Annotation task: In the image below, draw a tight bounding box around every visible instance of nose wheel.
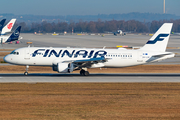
[24,65,29,76]
[24,72,28,76]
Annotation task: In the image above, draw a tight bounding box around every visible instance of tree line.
[16,19,180,33]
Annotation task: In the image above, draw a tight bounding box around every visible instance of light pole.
[163,0,165,14]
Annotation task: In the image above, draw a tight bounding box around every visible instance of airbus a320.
[4,23,174,76]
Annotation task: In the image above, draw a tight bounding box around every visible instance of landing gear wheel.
[80,69,89,76]
[24,65,29,76]
[84,71,89,76]
[24,72,28,76]
[80,69,85,76]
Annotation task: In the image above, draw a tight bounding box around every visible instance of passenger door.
[24,48,30,60]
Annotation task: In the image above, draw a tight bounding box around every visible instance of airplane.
[0,19,6,32]
[0,26,21,44]
[3,23,174,76]
[114,30,126,36]
[0,19,16,35]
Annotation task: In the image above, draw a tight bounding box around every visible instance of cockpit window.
[10,50,19,55]
[10,50,15,54]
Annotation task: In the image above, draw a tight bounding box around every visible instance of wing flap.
[63,57,109,69]
[63,57,107,63]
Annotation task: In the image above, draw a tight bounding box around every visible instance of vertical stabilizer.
[140,23,173,52]
[0,19,6,32]
[6,26,21,43]
[1,19,16,35]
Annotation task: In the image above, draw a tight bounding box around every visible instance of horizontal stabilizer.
[146,53,175,62]
[152,53,174,58]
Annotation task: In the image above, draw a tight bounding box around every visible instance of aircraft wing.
[63,57,109,69]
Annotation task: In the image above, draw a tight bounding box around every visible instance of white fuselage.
[0,35,9,43]
[4,47,175,68]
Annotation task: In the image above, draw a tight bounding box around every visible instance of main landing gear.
[23,65,89,76]
[80,69,89,76]
[24,65,29,76]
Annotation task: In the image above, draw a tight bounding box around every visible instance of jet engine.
[52,63,74,73]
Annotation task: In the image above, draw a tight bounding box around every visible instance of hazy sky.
[0,0,179,16]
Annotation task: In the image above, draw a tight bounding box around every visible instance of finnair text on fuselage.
[32,49,107,58]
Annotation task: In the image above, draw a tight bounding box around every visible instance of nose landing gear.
[24,65,29,76]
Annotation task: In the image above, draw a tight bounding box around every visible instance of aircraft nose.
[3,55,11,63]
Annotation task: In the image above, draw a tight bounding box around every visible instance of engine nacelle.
[52,63,74,73]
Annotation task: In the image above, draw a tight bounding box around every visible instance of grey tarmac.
[0,73,180,83]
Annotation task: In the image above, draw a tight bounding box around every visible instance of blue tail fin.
[0,19,6,32]
[6,26,21,42]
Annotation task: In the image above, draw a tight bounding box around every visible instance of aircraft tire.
[84,71,89,76]
[80,69,85,76]
[80,70,89,76]
[24,72,28,76]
